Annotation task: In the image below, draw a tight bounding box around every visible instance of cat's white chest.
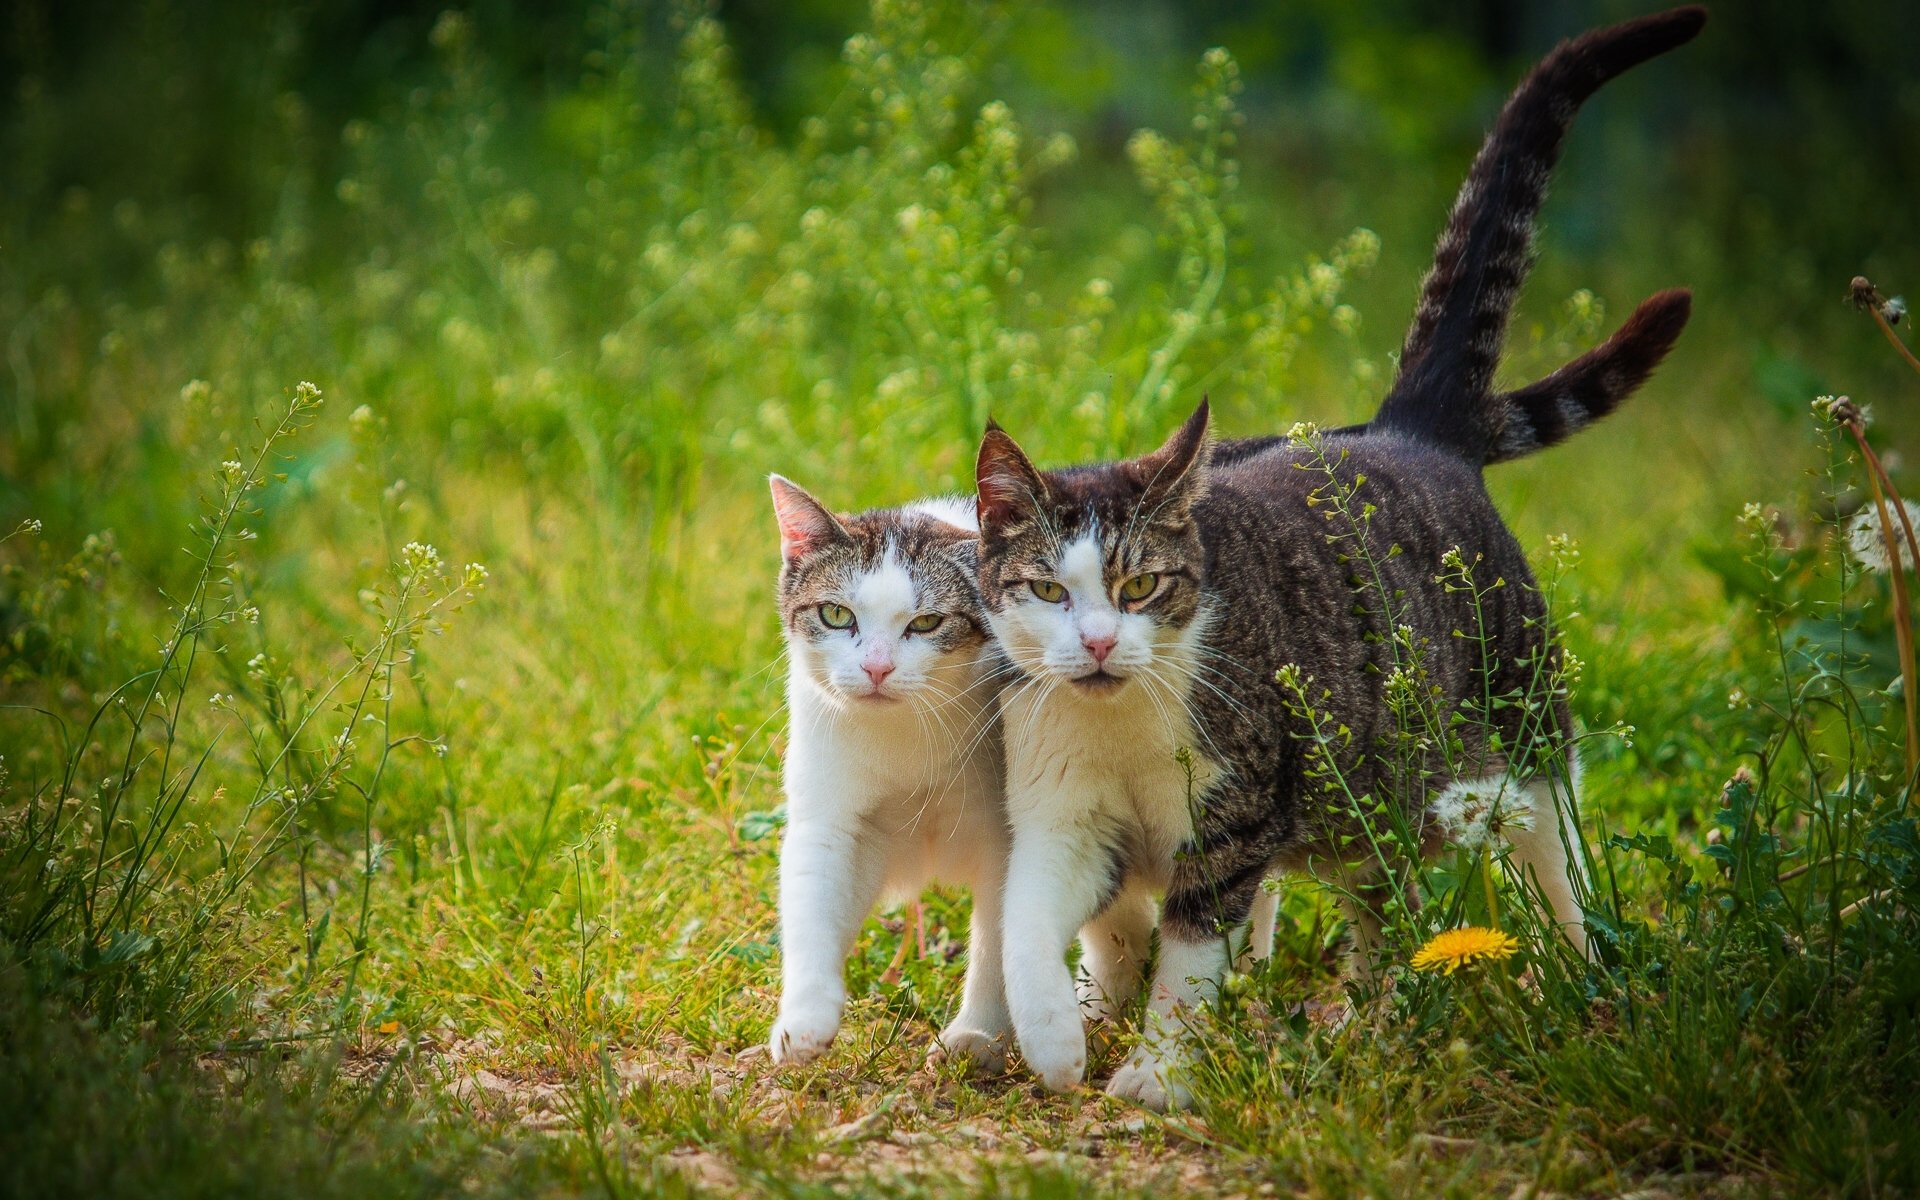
[784,672,997,816]
[1001,683,1218,883]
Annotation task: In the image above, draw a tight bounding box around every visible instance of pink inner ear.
[772,482,839,559]
[774,508,823,557]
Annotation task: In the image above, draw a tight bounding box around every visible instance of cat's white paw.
[1015,1011,1087,1092]
[769,1006,841,1066]
[1105,1049,1192,1112]
[929,1021,1011,1074]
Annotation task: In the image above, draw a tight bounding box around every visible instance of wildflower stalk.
[1826,394,1920,788]
[1860,455,1917,781]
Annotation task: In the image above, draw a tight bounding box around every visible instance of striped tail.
[1485,288,1692,464]
[1369,6,1706,466]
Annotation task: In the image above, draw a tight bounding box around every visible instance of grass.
[3,3,1919,1196]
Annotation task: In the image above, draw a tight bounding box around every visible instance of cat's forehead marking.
[851,542,917,622]
[1058,532,1106,595]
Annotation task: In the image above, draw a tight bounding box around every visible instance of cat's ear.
[1132,399,1212,514]
[770,475,850,562]
[976,420,1049,531]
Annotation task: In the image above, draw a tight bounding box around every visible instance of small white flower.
[1431,776,1537,851]
[400,541,442,580]
[1846,500,1920,573]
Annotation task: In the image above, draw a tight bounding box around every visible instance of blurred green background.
[5,0,1918,592]
[6,0,1919,900]
[6,0,1919,875]
[3,4,1920,1193]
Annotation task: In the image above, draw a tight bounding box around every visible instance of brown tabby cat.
[975,7,1704,1110]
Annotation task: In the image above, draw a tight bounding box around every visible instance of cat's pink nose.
[1082,633,1117,663]
[864,662,895,687]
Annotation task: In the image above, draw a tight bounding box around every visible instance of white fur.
[1497,756,1590,957]
[906,494,979,533]
[988,530,1241,1097]
[995,530,1176,684]
[770,540,1011,1070]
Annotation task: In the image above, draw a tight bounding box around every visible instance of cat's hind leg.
[1504,760,1591,958]
[931,815,1015,1073]
[1235,877,1277,972]
[1076,881,1154,1022]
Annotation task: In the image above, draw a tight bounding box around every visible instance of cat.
[764,477,1015,1070]
[970,7,1704,1110]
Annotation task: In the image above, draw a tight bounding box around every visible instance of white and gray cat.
[764,478,1013,1069]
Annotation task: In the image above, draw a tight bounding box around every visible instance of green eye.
[1119,573,1159,602]
[1030,580,1067,604]
[906,613,944,634]
[819,603,855,629]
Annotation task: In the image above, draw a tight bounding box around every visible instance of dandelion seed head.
[1430,775,1536,851]
[1846,500,1920,573]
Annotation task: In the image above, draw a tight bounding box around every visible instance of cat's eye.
[906,613,944,634]
[819,603,855,629]
[1119,573,1159,602]
[1029,580,1067,604]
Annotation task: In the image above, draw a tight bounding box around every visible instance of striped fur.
[1370,6,1705,466]
[1485,288,1692,463]
[1215,287,1689,469]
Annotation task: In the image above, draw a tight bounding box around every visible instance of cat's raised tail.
[1369,6,1705,467]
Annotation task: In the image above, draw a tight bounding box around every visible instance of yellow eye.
[1030,580,1067,604]
[1119,573,1159,602]
[819,603,855,629]
[906,613,944,634]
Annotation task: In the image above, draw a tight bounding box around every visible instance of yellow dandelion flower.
[1411,926,1520,975]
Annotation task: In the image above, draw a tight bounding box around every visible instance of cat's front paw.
[1015,1012,1087,1092]
[1105,1048,1192,1112]
[769,1005,841,1066]
[928,1021,1011,1075]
